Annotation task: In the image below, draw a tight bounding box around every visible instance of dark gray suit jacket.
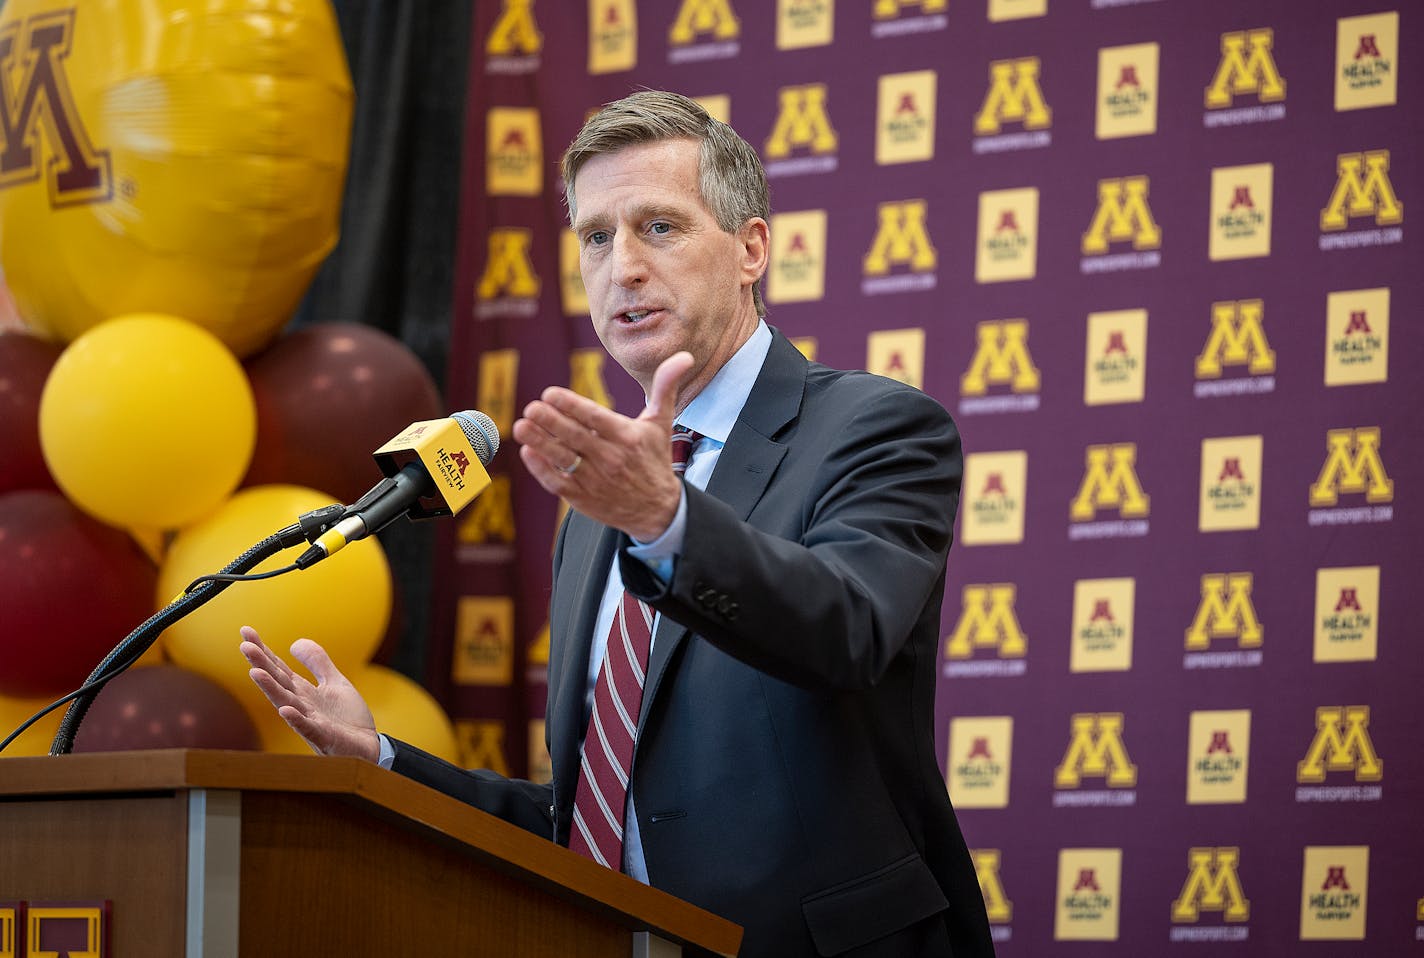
[394,330,993,957]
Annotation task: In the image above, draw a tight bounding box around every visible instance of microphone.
[296,410,499,569]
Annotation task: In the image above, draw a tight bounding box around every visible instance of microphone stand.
[46,506,346,756]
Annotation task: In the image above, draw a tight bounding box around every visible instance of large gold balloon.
[353,664,462,765]
[159,484,392,711]
[0,0,353,357]
[39,313,256,529]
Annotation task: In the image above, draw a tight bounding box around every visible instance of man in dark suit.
[241,90,993,957]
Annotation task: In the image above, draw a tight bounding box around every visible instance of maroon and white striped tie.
[569,427,701,870]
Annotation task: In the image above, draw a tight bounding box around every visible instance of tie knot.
[670,426,702,475]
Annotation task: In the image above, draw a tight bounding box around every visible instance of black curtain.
[293,1,473,680]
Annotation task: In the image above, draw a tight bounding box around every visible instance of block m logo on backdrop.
[1082,176,1161,253]
[1070,444,1149,521]
[1172,847,1250,922]
[961,320,1041,395]
[1320,151,1403,230]
[1309,428,1392,506]
[1055,713,1137,788]
[0,8,111,206]
[864,200,937,274]
[477,228,541,299]
[875,0,947,16]
[1196,300,1275,377]
[945,584,1027,659]
[1186,574,1263,650]
[457,476,515,546]
[669,0,740,43]
[971,850,1014,923]
[1297,706,1383,782]
[1205,28,1286,108]
[486,0,542,55]
[765,84,838,158]
[974,57,1052,135]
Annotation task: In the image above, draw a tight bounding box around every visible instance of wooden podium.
[0,749,741,958]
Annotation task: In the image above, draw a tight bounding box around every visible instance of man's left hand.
[513,350,695,542]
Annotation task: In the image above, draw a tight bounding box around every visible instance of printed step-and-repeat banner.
[430,1,1421,953]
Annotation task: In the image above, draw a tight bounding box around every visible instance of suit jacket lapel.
[705,329,804,519]
[638,330,806,727]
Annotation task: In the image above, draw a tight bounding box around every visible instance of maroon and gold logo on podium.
[1,902,111,958]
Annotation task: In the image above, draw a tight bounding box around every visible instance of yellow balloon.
[0,0,353,357]
[0,692,65,757]
[39,313,256,529]
[353,664,461,765]
[128,525,172,565]
[159,485,392,705]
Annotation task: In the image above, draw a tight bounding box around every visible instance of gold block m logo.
[1082,176,1161,254]
[1196,300,1275,378]
[1320,151,1404,231]
[945,585,1026,659]
[457,476,515,545]
[0,9,112,206]
[456,720,511,775]
[569,348,615,409]
[1070,444,1150,521]
[487,0,542,55]
[670,0,740,44]
[961,321,1041,395]
[971,850,1014,923]
[1309,428,1392,506]
[974,58,1052,135]
[765,84,837,158]
[864,200,937,274]
[477,228,541,299]
[1172,848,1250,923]
[874,0,947,17]
[1055,713,1137,788]
[1186,574,1263,650]
[1297,705,1383,783]
[1205,28,1286,108]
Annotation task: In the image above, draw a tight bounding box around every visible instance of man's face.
[571,138,765,401]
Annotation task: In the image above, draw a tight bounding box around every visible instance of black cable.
[0,508,345,757]
[184,564,299,593]
[42,531,292,756]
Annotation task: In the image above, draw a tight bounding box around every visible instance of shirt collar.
[671,320,771,445]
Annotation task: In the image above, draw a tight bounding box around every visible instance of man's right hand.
[239,626,381,763]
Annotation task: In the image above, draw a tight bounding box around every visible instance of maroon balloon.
[0,490,158,698]
[73,665,259,752]
[242,323,443,503]
[0,331,63,494]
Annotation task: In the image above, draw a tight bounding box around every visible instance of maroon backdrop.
[433,2,1421,952]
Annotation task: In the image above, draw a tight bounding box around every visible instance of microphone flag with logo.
[298,411,498,568]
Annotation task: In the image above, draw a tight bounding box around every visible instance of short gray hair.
[561,90,770,317]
